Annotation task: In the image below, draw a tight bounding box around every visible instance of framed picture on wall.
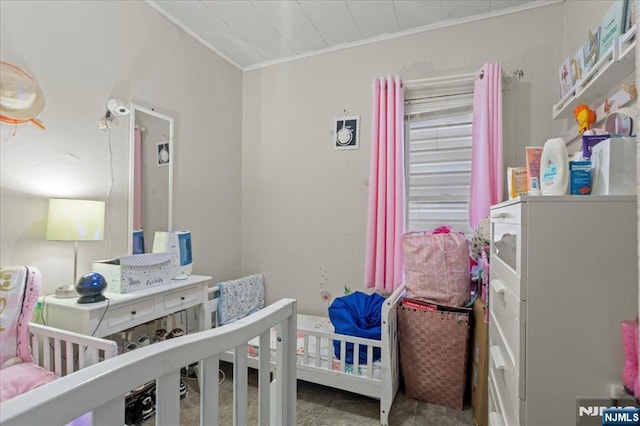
[157,141,170,166]
[333,116,360,150]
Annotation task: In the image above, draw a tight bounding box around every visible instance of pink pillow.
[0,362,57,402]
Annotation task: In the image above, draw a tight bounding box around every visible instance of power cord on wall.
[99,99,128,258]
[104,126,114,258]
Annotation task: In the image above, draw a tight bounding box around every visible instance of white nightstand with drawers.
[40,275,213,338]
[488,196,637,426]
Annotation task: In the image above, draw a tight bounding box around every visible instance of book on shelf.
[570,46,585,84]
[583,26,600,76]
[558,56,573,98]
[625,0,636,32]
[599,0,626,55]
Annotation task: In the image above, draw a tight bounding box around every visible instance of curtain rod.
[403,72,480,87]
[403,68,523,88]
[406,91,474,104]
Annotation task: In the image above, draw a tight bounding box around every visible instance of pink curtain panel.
[365,76,405,293]
[469,63,503,230]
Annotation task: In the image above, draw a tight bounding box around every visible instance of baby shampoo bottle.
[540,137,569,195]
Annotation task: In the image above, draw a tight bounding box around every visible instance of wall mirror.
[128,103,174,254]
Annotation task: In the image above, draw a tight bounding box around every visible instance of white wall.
[0,1,243,294]
[242,4,566,316]
[563,1,617,54]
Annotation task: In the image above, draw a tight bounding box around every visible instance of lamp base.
[77,294,107,304]
[55,285,78,299]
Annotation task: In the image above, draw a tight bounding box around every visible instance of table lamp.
[46,199,106,288]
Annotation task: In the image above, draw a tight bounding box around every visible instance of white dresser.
[488,196,638,426]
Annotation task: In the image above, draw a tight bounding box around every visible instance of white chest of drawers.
[488,196,637,426]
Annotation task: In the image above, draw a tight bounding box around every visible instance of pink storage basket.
[397,304,470,409]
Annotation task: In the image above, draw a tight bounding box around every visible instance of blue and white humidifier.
[152,231,193,280]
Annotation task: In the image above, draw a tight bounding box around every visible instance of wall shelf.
[552,25,636,120]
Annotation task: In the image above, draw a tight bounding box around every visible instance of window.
[405,85,474,236]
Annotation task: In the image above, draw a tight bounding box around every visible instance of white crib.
[28,322,119,376]
[218,283,405,425]
[0,298,297,426]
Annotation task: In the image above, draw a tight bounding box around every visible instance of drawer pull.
[131,310,137,315]
[491,213,508,219]
[490,345,507,371]
[488,412,505,426]
[181,296,185,301]
[491,279,507,295]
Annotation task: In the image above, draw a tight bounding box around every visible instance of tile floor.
[142,361,474,425]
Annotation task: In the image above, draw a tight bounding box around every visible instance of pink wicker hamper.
[397,304,471,410]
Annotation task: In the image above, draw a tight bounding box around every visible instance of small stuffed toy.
[574,104,596,134]
[469,218,490,260]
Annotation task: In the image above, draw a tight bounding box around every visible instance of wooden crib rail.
[28,322,119,376]
[296,328,382,375]
[380,282,405,424]
[1,298,297,426]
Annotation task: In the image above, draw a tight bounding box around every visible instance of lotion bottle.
[540,137,569,195]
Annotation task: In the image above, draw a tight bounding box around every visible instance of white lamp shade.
[46,199,105,241]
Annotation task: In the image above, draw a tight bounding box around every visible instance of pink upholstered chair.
[0,266,117,404]
[0,266,57,401]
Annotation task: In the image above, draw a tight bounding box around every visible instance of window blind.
[405,96,474,236]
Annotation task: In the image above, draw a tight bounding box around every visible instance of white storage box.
[92,253,173,294]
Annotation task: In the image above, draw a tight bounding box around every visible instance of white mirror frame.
[127,103,174,254]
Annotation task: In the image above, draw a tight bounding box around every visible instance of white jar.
[540,138,569,195]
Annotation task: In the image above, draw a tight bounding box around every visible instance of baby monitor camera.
[106,99,130,117]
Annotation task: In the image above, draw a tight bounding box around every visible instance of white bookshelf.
[552,24,636,120]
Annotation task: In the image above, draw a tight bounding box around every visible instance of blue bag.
[328,291,386,364]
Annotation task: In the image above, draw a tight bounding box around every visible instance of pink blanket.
[0,362,57,402]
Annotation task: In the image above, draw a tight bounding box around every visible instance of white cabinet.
[488,196,637,426]
[41,275,213,338]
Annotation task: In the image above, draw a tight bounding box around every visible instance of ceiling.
[147,0,548,71]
